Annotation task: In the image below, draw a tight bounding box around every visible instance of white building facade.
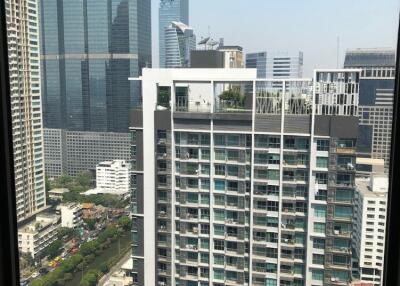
[353,175,388,285]
[129,68,361,286]
[96,160,130,195]
[6,0,46,222]
[60,203,83,228]
[18,214,60,259]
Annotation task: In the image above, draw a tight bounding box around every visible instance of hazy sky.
[151,0,399,76]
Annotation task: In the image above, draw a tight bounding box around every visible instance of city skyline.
[151,0,398,76]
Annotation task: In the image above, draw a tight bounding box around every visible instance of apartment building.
[353,175,388,286]
[5,0,46,222]
[59,203,83,229]
[18,214,60,259]
[129,68,360,286]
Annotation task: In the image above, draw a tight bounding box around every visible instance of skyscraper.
[159,0,189,68]
[344,48,395,171]
[5,0,46,221]
[130,68,360,286]
[246,51,304,79]
[39,0,152,133]
[165,21,196,68]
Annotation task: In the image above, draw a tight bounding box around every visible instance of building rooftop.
[49,188,69,194]
[18,213,60,234]
[356,175,388,197]
[217,45,243,52]
[344,48,396,68]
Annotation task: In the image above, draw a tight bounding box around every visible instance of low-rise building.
[91,160,130,196]
[59,203,83,228]
[353,175,388,286]
[48,188,70,201]
[18,213,61,259]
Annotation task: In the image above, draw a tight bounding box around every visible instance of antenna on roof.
[337,36,340,68]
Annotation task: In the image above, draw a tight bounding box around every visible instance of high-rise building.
[353,175,388,286]
[43,129,130,178]
[5,0,46,221]
[129,68,360,286]
[165,22,196,68]
[159,0,189,68]
[344,48,396,170]
[39,0,152,132]
[246,51,304,79]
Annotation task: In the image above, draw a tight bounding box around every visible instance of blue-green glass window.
[313,222,326,233]
[227,150,239,161]
[214,269,224,280]
[312,269,324,281]
[214,255,224,265]
[214,224,225,236]
[214,209,225,221]
[200,194,210,205]
[334,206,353,219]
[200,239,209,249]
[187,193,198,203]
[214,194,225,205]
[316,157,328,168]
[214,180,225,191]
[314,205,326,217]
[200,253,209,263]
[214,135,225,146]
[332,270,349,281]
[201,179,210,190]
[313,254,324,265]
[215,149,225,160]
[227,135,239,146]
[226,271,237,280]
[335,189,353,203]
[266,278,277,286]
[266,263,277,273]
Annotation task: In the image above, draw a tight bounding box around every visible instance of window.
[214,239,225,251]
[314,222,326,233]
[312,269,324,281]
[214,179,225,191]
[316,139,329,151]
[314,205,326,217]
[316,157,328,168]
[313,254,325,265]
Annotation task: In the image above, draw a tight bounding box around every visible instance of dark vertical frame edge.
[0,0,21,285]
[384,12,400,286]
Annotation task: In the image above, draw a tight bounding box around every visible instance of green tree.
[83,218,96,230]
[118,216,131,231]
[99,262,109,274]
[76,171,93,188]
[80,241,99,256]
[42,240,63,259]
[80,269,100,286]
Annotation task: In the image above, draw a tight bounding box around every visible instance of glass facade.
[40,0,151,132]
[159,0,189,68]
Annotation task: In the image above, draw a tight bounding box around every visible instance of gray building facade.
[40,0,152,133]
[344,48,396,170]
[44,129,130,177]
[159,0,189,68]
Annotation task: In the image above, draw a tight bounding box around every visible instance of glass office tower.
[39,0,152,133]
[159,0,189,68]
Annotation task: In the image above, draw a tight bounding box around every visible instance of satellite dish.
[198,37,210,45]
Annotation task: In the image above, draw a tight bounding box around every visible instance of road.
[97,251,131,286]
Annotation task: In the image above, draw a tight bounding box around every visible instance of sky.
[151,0,399,76]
